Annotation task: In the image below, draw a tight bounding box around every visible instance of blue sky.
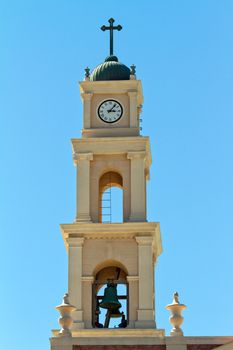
[1,1,233,349]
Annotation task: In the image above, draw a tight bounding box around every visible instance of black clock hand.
[107,103,116,112]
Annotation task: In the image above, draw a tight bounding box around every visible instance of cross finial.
[101,18,122,56]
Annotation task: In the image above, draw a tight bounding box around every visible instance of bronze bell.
[99,283,122,310]
[110,308,123,318]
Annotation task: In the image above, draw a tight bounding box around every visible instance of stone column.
[127,275,139,328]
[127,151,146,222]
[81,92,93,128]
[67,237,85,329]
[74,153,93,222]
[128,91,138,128]
[82,276,94,328]
[135,236,155,328]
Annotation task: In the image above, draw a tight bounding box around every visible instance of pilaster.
[135,236,155,328]
[82,276,94,328]
[128,91,138,128]
[127,275,139,328]
[81,92,93,128]
[67,237,85,329]
[127,151,146,222]
[74,153,93,222]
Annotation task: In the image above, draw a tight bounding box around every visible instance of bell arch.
[98,171,124,223]
[92,261,129,328]
[93,259,128,278]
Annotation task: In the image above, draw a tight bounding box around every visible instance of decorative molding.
[81,276,94,282]
[127,151,147,160]
[79,80,143,106]
[81,92,93,101]
[60,222,162,261]
[135,236,153,245]
[74,153,93,163]
[71,137,151,170]
[66,237,85,247]
[128,90,137,97]
[127,275,139,282]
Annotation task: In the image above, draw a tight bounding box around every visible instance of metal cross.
[101,18,122,56]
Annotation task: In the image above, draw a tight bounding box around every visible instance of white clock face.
[97,100,123,123]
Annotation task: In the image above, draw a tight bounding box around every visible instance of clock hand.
[107,103,116,112]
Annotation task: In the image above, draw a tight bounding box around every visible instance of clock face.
[97,100,123,123]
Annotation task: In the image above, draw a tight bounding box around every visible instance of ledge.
[60,221,162,260]
[50,333,233,347]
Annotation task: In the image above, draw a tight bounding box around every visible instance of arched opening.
[99,171,123,223]
[92,264,128,328]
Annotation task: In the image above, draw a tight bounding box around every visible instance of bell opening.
[99,171,123,223]
[92,265,128,329]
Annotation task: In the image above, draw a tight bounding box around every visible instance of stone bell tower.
[50,18,233,350]
[51,18,164,349]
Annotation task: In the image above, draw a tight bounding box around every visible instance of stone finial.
[130,64,136,79]
[55,293,76,337]
[84,67,90,81]
[166,292,186,337]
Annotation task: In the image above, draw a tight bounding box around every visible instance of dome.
[90,55,130,81]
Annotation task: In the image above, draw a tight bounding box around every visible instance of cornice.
[60,222,162,260]
[71,136,150,146]
[52,327,165,339]
[79,80,143,106]
[71,136,152,170]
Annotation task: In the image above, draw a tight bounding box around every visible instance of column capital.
[127,275,139,282]
[82,276,94,282]
[128,90,137,97]
[127,151,146,160]
[135,236,153,245]
[67,237,84,247]
[73,152,93,164]
[81,92,93,101]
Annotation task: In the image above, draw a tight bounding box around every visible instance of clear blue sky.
[1,1,233,349]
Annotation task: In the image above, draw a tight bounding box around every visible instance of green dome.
[90,55,130,81]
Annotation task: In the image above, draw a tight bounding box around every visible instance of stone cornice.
[60,222,162,261]
[79,80,143,105]
[178,336,233,345]
[51,327,165,340]
[71,136,152,171]
[50,333,233,346]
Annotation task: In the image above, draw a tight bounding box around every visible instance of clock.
[97,99,123,123]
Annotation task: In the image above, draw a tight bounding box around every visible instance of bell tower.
[50,18,233,350]
[51,18,163,349]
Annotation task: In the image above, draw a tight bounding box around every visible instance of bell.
[99,283,122,310]
[110,308,122,318]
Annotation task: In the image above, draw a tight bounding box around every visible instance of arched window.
[99,171,123,223]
